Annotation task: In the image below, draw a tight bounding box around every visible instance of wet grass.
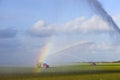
[0,63,120,80]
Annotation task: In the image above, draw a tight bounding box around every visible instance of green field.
[0,63,120,80]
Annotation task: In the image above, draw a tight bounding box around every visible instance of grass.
[1,73,120,80]
[0,63,120,80]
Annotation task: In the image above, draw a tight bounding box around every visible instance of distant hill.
[112,61,120,63]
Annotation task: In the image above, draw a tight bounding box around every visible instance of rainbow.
[34,39,53,72]
[37,42,51,63]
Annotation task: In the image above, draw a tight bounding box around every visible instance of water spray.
[87,0,120,35]
[48,41,91,62]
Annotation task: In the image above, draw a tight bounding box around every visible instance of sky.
[0,0,120,66]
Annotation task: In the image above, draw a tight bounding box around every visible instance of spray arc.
[87,0,120,34]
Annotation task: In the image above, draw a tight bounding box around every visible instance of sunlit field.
[0,63,120,80]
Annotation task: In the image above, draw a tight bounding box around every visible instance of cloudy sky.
[0,0,120,66]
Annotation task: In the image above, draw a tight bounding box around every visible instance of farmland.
[0,63,120,80]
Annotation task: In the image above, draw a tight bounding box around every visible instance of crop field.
[0,63,120,80]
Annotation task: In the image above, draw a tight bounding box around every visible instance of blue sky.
[0,0,120,66]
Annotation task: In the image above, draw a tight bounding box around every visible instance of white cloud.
[63,17,86,33]
[81,16,111,33]
[29,20,55,37]
[33,20,45,29]
[29,15,113,37]
[64,15,111,33]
